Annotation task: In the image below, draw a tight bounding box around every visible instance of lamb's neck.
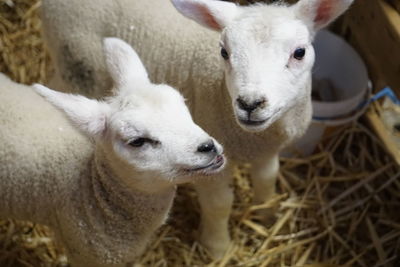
[91,155,175,221]
[79,148,176,261]
[92,147,176,209]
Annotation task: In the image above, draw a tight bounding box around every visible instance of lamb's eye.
[129,138,149,147]
[221,47,229,60]
[128,138,159,148]
[293,48,306,60]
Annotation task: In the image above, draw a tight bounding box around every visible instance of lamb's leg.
[250,154,279,223]
[194,166,233,259]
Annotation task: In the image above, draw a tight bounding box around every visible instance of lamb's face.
[172,0,354,132]
[34,37,225,185]
[107,85,225,181]
[221,7,314,132]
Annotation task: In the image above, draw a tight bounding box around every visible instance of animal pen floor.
[0,1,399,266]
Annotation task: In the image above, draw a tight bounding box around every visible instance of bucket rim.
[312,82,372,126]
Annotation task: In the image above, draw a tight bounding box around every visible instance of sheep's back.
[41,0,225,112]
[0,74,93,224]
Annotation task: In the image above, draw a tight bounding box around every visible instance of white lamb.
[0,38,225,267]
[40,0,354,257]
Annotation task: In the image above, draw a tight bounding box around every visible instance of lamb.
[39,0,354,257]
[0,38,225,267]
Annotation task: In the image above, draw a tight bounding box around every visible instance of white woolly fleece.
[0,74,175,267]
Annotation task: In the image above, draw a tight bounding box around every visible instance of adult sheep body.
[0,38,225,266]
[41,0,354,257]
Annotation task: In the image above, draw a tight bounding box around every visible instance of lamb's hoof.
[199,230,230,259]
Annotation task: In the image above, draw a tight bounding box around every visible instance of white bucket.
[282,30,370,156]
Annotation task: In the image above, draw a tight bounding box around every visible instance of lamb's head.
[34,38,225,185]
[172,0,353,132]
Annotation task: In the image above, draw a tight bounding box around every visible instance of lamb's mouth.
[239,118,268,126]
[185,155,225,174]
[237,108,283,129]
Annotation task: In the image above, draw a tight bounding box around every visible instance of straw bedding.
[0,0,399,266]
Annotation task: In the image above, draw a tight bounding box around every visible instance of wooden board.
[386,0,400,14]
[342,0,400,95]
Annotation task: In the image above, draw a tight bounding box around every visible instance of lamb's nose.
[237,97,266,113]
[197,140,216,153]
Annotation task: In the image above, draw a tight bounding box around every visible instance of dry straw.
[0,0,399,266]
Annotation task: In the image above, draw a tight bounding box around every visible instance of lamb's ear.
[33,84,110,138]
[295,0,353,33]
[171,0,239,31]
[103,37,149,89]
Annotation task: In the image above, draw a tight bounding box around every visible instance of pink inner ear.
[198,4,221,30]
[314,0,333,25]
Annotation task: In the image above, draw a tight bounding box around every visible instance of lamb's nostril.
[197,140,216,153]
[254,99,266,107]
[237,97,265,113]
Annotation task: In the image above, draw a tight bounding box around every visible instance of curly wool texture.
[0,74,175,267]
